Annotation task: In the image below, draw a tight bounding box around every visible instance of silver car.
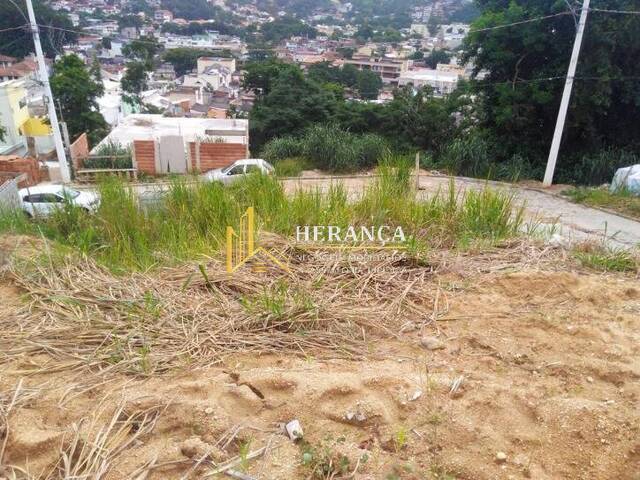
[202,159,275,185]
[20,185,100,217]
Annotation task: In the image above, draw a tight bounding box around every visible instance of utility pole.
[25,0,71,183]
[543,0,590,187]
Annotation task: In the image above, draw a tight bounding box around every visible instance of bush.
[83,141,133,169]
[439,133,491,178]
[559,148,639,186]
[274,158,309,177]
[262,136,304,164]
[261,125,388,172]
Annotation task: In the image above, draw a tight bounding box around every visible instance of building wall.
[70,133,89,169]
[189,142,246,172]
[0,156,40,186]
[133,140,156,175]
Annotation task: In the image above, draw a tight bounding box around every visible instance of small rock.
[204,407,214,415]
[285,419,303,441]
[496,451,507,463]
[179,437,224,462]
[409,389,423,401]
[420,336,445,351]
[586,376,594,383]
[345,411,367,424]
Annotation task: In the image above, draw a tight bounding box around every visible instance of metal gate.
[158,135,187,174]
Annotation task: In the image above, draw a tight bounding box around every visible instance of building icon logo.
[226,207,289,273]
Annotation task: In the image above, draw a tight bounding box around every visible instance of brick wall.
[0,156,40,187]
[189,142,247,172]
[133,140,156,175]
[70,133,89,169]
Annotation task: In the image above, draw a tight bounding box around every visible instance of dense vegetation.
[0,0,77,59]
[463,0,640,184]
[0,166,525,270]
[259,16,318,43]
[243,60,462,163]
[50,54,109,146]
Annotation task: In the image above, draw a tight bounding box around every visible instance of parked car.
[19,185,100,217]
[202,159,275,185]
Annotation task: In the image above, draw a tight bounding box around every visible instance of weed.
[394,426,409,452]
[573,244,637,273]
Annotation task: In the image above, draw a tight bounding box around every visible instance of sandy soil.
[0,236,639,479]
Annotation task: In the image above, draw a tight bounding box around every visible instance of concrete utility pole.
[543,0,590,187]
[25,0,71,183]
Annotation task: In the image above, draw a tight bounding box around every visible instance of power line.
[469,11,572,33]
[589,7,640,15]
[0,24,28,34]
[5,0,29,23]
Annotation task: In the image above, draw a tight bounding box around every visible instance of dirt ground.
[0,235,639,479]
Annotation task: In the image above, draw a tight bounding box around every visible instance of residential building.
[0,79,53,157]
[93,114,249,175]
[398,68,459,96]
[154,9,174,23]
[344,55,410,84]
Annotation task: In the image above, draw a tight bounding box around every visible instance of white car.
[202,159,275,185]
[19,185,100,217]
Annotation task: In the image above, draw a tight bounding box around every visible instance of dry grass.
[0,235,566,381]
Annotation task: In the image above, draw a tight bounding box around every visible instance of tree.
[50,54,109,146]
[260,16,317,43]
[424,49,451,69]
[121,61,148,105]
[242,59,300,96]
[90,56,104,96]
[356,69,382,100]
[162,48,231,76]
[123,35,160,70]
[249,67,337,151]
[0,0,77,59]
[463,0,640,168]
[101,37,112,50]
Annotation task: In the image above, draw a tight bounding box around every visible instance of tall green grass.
[0,163,525,271]
[262,124,389,172]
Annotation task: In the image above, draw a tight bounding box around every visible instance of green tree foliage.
[122,35,160,70]
[249,68,337,151]
[118,14,143,31]
[242,59,301,96]
[246,61,461,155]
[121,61,148,103]
[160,0,224,20]
[356,69,383,100]
[162,48,231,76]
[463,0,640,167]
[260,16,317,43]
[50,55,109,146]
[424,49,452,69]
[101,36,112,50]
[0,0,77,59]
[307,62,382,99]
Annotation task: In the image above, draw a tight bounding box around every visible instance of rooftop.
[92,114,248,152]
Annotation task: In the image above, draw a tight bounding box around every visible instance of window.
[226,165,244,175]
[245,164,261,174]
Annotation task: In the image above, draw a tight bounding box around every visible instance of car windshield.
[221,164,238,174]
[62,188,81,199]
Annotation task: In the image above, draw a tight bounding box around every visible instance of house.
[0,56,40,82]
[0,79,54,157]
[197,57,237,76]
[154,9,173,23]
[344,55,410,84]
[93,114,249,175]
[398,68,459,96]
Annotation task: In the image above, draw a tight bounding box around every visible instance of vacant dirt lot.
[0,235,639,479]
